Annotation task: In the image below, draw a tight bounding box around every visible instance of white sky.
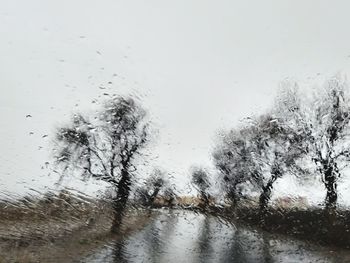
[2,0,350,202]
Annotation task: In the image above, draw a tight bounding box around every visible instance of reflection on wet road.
[82,210,350,263]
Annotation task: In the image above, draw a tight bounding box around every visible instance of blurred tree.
[191,166,211,208]
[250,114,306,214]
[136,168,167,207]
[212,93,306,213]
[212,128,261,207]
[280,78,350,210]
[54,96,150,232]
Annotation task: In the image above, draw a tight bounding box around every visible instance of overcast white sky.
[2,0,350,201]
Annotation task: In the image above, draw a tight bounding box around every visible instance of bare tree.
[249,114,306,213]
[54,96,150,231]
[135,168,167,207]
[212,98,306,213]
[190,166,211,208]
[212,128,262,207]
[278,78,350,210]
[212,78,350,214]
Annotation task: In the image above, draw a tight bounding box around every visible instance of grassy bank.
[0,191,153,263]
[232,206,350,248]
[153,195,350,249]
[195,203,350,249]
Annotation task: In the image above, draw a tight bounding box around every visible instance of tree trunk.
[259,179,274,214]
[324,165,337,212]
[259,170,280,217]
[111,170,131,233]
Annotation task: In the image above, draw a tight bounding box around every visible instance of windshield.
[1,1,350,262]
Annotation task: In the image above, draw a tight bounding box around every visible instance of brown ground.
[0,192,154,263]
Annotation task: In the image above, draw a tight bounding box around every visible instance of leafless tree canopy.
[191,166,211,207]
[54,96,150,230]
[212,77,350,212]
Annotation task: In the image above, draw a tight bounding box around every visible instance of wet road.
[82,210,350,263]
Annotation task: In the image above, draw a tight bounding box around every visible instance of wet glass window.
[2,1,350,262]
